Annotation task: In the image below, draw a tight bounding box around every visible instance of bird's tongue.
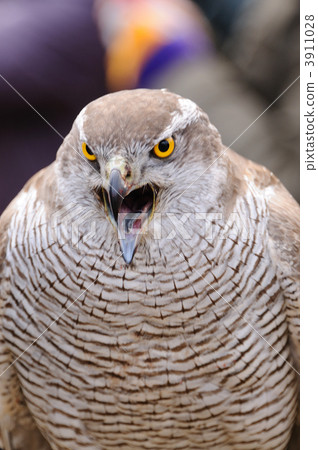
[117,205,148,264]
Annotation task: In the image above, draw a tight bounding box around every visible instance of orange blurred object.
[94,0,213,91]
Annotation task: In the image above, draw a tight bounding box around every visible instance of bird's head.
[56,89,224,264]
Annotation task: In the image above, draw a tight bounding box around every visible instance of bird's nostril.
[126,167,132,178]
[105,156,131,181]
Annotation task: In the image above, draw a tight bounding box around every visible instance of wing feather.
[0,168,53,450]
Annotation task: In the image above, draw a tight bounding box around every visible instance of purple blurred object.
[0,0,106,212]
[139,36,214,88]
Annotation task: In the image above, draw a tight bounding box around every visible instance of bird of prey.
[0,89,299,449]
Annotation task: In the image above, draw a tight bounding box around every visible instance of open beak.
[102,168,156,264]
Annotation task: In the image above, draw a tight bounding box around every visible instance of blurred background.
[0,0,299,214]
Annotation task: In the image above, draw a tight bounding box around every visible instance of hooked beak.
[103,167,157,265]
[108,169,128,223]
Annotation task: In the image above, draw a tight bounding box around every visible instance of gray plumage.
[0,89,299,449]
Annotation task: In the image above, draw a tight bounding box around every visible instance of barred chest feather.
[3,191,297,450]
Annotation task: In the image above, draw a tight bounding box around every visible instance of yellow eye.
[82,142,96,161]
[153,137,174,158]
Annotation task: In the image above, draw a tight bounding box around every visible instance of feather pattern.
[0,90,299,449]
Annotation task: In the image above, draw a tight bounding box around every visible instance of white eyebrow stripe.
[159,97,200,139]
[178,97,199,121]
[76,105,88,142]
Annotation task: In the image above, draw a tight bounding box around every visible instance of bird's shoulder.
[0,163,57,275]
[226,148,299,275]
